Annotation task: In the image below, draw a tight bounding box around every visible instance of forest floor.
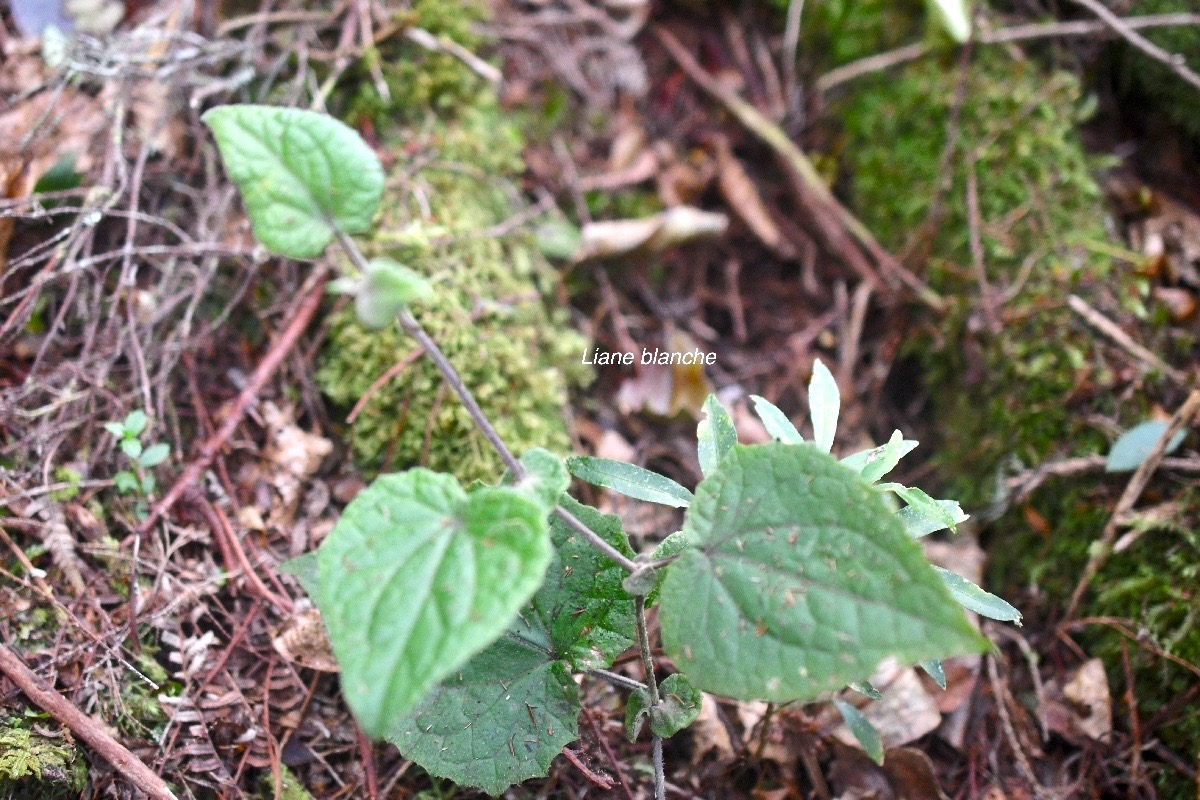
[2,0,1200,798]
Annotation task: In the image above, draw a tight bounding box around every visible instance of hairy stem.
[589,668,648,692]
[334,231,641,572]
[635,596,666,800]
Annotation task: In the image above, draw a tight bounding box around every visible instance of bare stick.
[139,268,329,534]
[818,13,1200,92]
[1068,0,1200,92]
[1065,390,1200,619]
[0,643,179,800]
[1067,294,1189,384]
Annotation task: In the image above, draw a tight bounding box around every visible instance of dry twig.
[0,643,179,800]
[1067,0,1200,92]
[1065,390,1200,619]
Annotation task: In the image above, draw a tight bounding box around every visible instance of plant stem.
[635,596,666,800]
[589,668,648,693]
[395,308,521,474]
[333,231,641,573]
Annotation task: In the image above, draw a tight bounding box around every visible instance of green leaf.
[138,442,170,469]
[534,219,582,261]
[833,699,884,765]
[840,431,918,483]
[279,552,320,597]
[649,674,702,738]
[921,659,946,690]
[1106,420,1186,473]
[390,634,581,796]
[103,421,127,439]
[140,473,156,495]
[882,484,964,534]
[567,456,692,508]
[847,681,882,700]
[897,500,969,538]
[697,395,738,477]
[750,395,803,445]
[927,0,971,43]
[121,438,143,460]
[658,444,987,703]
[809,360,839,453]
[354,257,434,329]
[316,469,552,737]
[202,105,384,259]
[934,567,1022,624]
[512,448,570,512]
[123,410,147,436]
[113,470,139,494]
[625,687,652,741]
[391,498,633,793]
[530,497,636,671]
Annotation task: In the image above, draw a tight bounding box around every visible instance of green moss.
[342,0,490,126]
[319,60,590,483]
[257,765,315,800]
[0,721,86,800]
[838,50,1136,504]
[1120,0,1200,138]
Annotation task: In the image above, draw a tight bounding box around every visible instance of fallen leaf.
[573,206,728,261]
[713,136,792,258]
[834,670,941,751]
[1061,658,1111,741]
[272,605,340,673]
[688,693,736,767]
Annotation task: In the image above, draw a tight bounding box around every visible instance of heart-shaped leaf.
[659,444,988,703]
[203,105,384,259]
[316,469,551,737]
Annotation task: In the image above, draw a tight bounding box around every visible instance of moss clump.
[1120,0,1200,139]
[838,49,1136,505]
[0,722,86,800]
[319,65,589,483]
[837,37,1198,792]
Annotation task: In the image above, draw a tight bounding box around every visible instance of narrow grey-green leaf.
[927,0,971,43]
[649,674,702,738]
[934,567,1021,624]
[897,500,969,538]
[809,360,839,453]
[278,552,319,598]
[390,634,580,795]
[848,681,882,700]
[1105,420,1186,473]
[123,410,147,436]
[883,484,964,533]
[921,659,947,689]
[203,105,384,259]
[697,395,738,477]
[316,470,551,737]
[567,456,692,508]
[532,496,636,671]
[750,395,803,445]
[840,430,918,484]
[833,699,884,765]
[659,444,988,704]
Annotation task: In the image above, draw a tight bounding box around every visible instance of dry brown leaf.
[1060,658,1112,741]
[834,670,941,751]
[713,137,791,258]
[688,693,736,767]
[880,747,951,800]
[573,206,727,261]
[272,606,340,673]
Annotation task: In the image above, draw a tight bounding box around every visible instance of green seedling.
[206,104,1015,797]
[104,410,170,500]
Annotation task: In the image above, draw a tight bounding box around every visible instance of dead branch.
[0,643,179,800]
[138,267,330,535]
